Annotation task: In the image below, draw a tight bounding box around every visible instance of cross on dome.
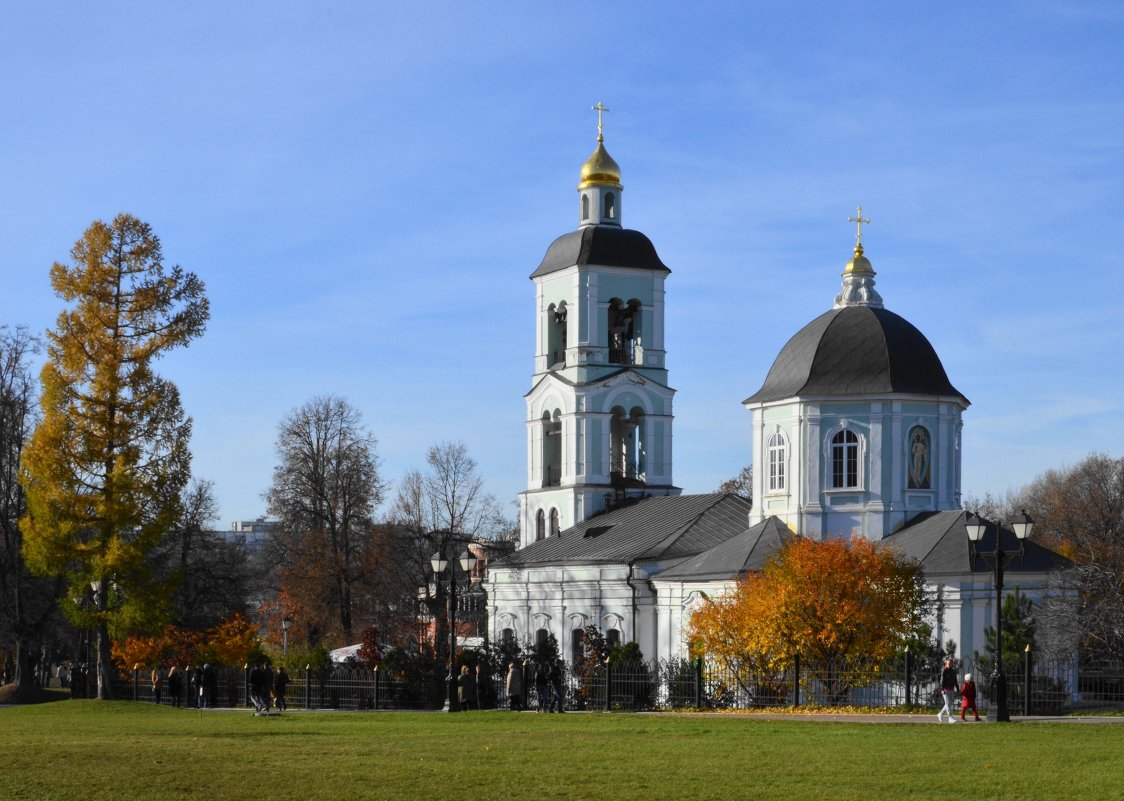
[848,205,872,247]
[592,101,610,142]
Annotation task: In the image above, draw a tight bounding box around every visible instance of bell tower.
[519,105,680,548]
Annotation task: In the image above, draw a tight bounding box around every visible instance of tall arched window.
[604,192,616,220]
[549,508,560,537]
[546,302,567,367]
[571,628,585,663]
[542,410,561,487]
[768,431,786,492]
[581,194,590,221]
[831,429,860,488]
[535,509,546,541]
[607,299,640,365]
[610,406,645,485]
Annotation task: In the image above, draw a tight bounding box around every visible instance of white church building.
[486,119,1067,665]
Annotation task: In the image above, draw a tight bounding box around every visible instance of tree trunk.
[13,637,34,686]
[95,619,115,700]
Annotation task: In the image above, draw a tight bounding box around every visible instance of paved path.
[656,711,1124,724]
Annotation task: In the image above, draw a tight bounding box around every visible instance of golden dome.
[579,138,622,189]
[843,243,875,276]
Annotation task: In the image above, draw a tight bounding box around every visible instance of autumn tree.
[1,326,66,689]
[20,215,209,699]
[266,396,387,646]
[391,442,510,671]
[1008,454,1124,661]
[688,537,925,702]
[717,465,753,502]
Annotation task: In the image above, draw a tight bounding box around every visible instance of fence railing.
[112,653,1124,714]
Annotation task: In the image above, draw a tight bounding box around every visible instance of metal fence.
[113,653,1124,714]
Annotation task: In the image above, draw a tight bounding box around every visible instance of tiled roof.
[878,510,1072,576]
[496,493,751,567]
[531,226,670,278]
[744,306,966,405]
[655,516,795,581]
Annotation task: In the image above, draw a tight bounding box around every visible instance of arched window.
[907,425,932,489]
[549,508,560,537]
[542,410,561,487]
[571,628,585,663]
[831,429,860,488]
[535,629,549,652]
[535,509,546,541]
[546,302,567,367]
[581,194,590,221]
[606,629,621,649]
[607,299,640,365]
[610,406,645,485]
[605,192,616,220]
[502,628,516,648]
[768,431,787,492]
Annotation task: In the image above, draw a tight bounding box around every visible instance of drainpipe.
[625,561,637,642]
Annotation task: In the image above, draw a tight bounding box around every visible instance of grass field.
[1,703,1121,801]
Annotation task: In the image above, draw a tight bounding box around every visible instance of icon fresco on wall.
[908,426,931,489]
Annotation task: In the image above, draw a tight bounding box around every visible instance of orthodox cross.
[592,101,610,141]
[848,206,871,247]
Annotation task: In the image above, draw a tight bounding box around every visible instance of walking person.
[505,661,524,711]
[937,658,958,723]
[273,666,289,711]
[458,664,478,711]
[534,662,549,712]
[151,664,165,705]
[960,673,981,721]
[548,659,564,713]
[168,666,183,708]
[191,665,204,708]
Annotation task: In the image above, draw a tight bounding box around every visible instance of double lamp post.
[430,547,478,713]
[963,509,1033,722]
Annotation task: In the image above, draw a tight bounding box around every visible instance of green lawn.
[1,703,1120,801]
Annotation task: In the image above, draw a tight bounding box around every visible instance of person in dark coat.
[458,664,478,710]
[191,665,205,708]
[937,658,958,723]
[534,663,549,712]
[274,667,290,711]
[475,664,493,709]
[548,659,564,713]
[168,666,183,708]
[202,663,217,708]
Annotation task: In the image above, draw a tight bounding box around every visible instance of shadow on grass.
[0,683,72,705]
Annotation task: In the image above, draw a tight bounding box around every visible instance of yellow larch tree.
[20,214,208,699]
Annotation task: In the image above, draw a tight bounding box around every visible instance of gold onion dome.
[579,137,622,189]
[844,243,875,276]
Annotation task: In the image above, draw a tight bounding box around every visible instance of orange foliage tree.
[688,537,925,702]
[112,614,260,674]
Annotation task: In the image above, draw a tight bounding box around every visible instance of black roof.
[531,226,670,279]
[744,306,967,405]
[878,510,1072,576]
[656,516,794,581]
[497,494,751,567]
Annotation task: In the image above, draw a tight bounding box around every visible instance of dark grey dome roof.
[531,226,670,278]
[744,306,967,405]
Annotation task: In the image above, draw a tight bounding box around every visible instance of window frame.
[767,430,787,493]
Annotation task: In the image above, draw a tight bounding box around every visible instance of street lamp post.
[430,547,478,713]
[964,510,1034,722]
[282,615,293,658]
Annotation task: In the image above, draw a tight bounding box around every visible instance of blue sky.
[3,2,1122,526]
